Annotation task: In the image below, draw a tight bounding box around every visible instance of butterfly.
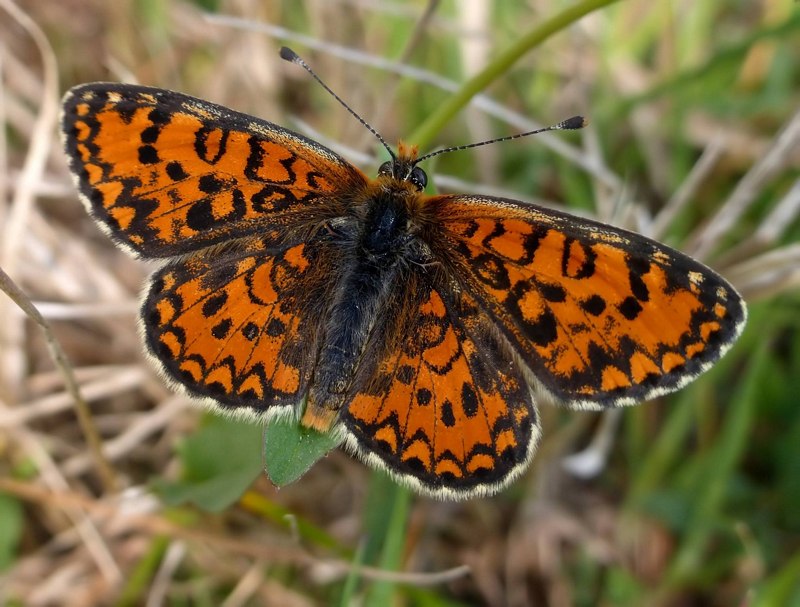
[61,48,746,499]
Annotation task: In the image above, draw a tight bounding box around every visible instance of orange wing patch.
[61,84,367,258]
[142,236,336,413]
[432,195,747,409]
[341,271,539,496]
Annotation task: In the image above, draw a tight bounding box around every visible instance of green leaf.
[153,414,263,512]
[263,411,342,487]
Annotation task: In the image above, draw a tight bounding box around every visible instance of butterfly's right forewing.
[432,194,747,410]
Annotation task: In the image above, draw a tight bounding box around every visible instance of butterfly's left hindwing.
[431,195,747,410]
[142,235,338,416]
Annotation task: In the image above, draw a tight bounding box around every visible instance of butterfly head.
[377,142,428,192]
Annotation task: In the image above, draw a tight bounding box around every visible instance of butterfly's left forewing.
[432,195,747,410]
[61,83,367,258]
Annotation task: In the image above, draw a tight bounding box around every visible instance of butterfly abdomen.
[302,179,426,430]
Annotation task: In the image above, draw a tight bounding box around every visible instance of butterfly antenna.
[279,47,396,160]
[415,115,587,164]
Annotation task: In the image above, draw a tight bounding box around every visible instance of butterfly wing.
[340,267,540,498]
[61,83,367,258]
[142,234,339,414]
[429,194,747,410]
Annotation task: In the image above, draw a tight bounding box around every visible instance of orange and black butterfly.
[61,48,746,499]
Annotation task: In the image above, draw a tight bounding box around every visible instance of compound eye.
[409,166,427,191]
[378,161,393,177]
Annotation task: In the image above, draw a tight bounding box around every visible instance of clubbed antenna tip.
[559,115,588,130]
[279,46,299,63]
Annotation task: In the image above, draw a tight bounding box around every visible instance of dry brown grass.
[1,1,798,605]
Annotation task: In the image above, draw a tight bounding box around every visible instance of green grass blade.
[752,549,800,607]
[659,336,771,592]
[363,473,412,606]
[408,0,625,150]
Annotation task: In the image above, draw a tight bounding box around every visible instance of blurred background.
[1,0,798,605]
